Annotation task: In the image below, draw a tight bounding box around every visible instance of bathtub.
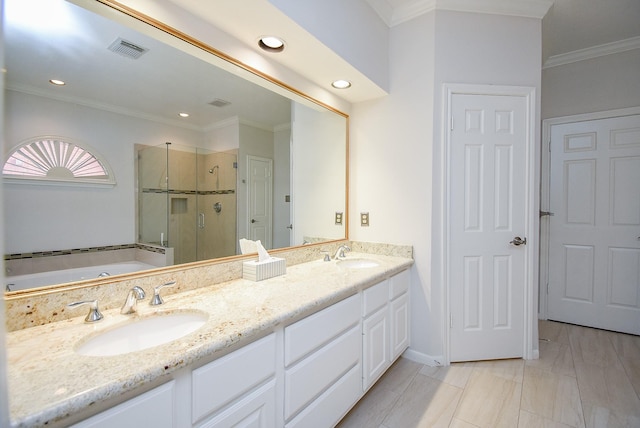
[5,261,158,292]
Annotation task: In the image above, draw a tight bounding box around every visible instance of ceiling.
[166,0,640,104]
[5,0,638,125]
[4,0,293,132]
[370,0,640,62]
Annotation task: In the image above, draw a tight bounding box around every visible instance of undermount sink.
[336,258,380,269]
[75,311,208,357]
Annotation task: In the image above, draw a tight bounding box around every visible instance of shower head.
[208,165,219,174]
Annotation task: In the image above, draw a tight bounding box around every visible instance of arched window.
[3,136,115,186]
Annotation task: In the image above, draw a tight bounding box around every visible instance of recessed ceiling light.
[179,112,189,118]
[258,36,285,53]
[49,79,65,86]
[331,80,352,89]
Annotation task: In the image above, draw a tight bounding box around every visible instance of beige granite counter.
[6,252,413,427]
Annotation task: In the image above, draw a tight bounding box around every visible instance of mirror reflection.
[3,0,347,293]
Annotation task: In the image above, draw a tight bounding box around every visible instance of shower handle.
[199,213,205,229]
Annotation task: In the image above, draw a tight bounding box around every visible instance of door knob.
[251,219,257,223]
[510,236,527,246]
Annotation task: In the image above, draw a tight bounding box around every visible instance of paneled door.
[248,155,273,249]
[448,90,531,362]
[547,114,640,335]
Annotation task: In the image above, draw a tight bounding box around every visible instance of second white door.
[248,155,273,249]
[547,113,640,335]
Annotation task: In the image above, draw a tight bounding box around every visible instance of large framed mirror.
[3,0,348,294]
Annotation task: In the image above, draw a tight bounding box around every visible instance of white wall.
[351,10,543,362]
[351,11,437,360]
[4,90,203,253]
[204,119,240,152]
[542,49,640,119]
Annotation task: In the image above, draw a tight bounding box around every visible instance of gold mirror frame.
[4,0,349,297]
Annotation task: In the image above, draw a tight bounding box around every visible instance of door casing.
[441,83,538,364]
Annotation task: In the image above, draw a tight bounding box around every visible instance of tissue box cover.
[243,257,286,281]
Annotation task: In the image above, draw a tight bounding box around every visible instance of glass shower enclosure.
[137,142,237,265]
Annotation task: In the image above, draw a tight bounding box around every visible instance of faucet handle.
[150,281,176,306]
[68,299,104,323]
[334,244,352,260]
[320,250,331,262]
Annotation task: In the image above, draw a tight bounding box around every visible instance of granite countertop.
[6,252,413,428]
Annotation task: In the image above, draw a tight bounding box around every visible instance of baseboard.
[401,348,445,366]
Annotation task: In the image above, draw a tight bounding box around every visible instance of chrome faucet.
[68,299,104,323]
[149,281,176,306]
[121,286,146,315]
[333,245,351,260]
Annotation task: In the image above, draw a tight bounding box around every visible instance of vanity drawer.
[390,269,410,299]
[285,363,361,428]
[284,294,360,367]
[71,381,175,428]
[363,279,389,317]
[192,334,276,424]
[284,325,360,420]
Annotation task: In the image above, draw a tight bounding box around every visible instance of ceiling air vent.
[108,38,148,59]
[209,99,232,108]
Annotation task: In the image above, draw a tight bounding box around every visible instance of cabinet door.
[71,381,175,428]
[362,306,390,391]
[198,380,276,428]
[390,292,409,360]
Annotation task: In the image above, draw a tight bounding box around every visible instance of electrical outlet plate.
[335,212,343,225]
[360,212,369,227]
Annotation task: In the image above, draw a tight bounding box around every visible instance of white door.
[248,156,273,249]
[547,114,640,335]
[448,92,530,362]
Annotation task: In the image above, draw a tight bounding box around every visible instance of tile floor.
[338,321,640,428]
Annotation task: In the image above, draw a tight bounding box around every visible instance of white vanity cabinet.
[283,294,362,428]
[362,269,410,391]
[70,381,176,428]
[192,334,277,427]
[68,268,411,428]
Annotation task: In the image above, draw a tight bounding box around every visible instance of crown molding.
[368,0,553,27]
[543,36,640,69]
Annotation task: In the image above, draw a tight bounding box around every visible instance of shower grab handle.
[198,213,205,229]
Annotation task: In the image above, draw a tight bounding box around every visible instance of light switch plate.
[360,212,369,227]
[335,212,343,225]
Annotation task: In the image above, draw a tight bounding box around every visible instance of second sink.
[75,311,208,357]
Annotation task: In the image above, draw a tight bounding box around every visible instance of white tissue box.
[243,257,286,281]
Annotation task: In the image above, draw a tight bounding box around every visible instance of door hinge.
[450,116,454,131]
[548,140,552,152]
[546,282,549,295]
[450,314,453,329]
